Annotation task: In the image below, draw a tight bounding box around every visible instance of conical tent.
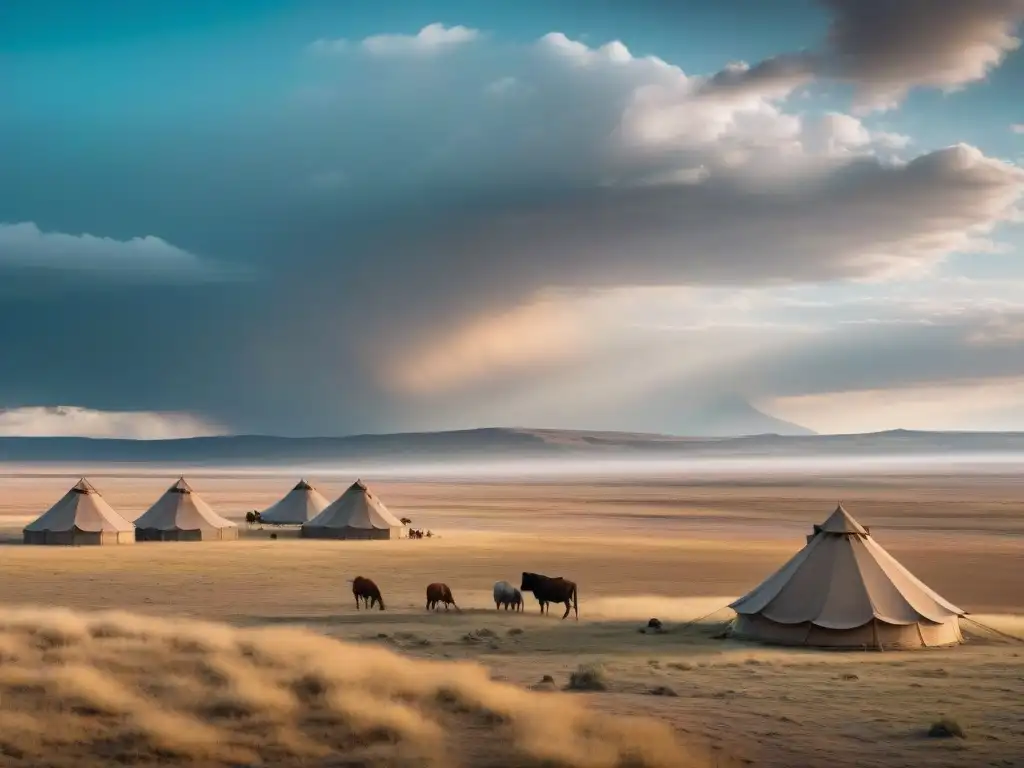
[260,479,329,525]
[23,478,135,546]
[729,504,965,650]
[134,477,239,542]
[301,480,406,540]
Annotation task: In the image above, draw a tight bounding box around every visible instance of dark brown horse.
[351,576,385,610]
[521,572,578,620]
[425,582,460,611]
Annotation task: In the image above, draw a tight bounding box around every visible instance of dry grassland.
[0,469,1022,767]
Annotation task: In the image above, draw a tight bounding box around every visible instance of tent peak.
[170,477,193,494]
[818,503,869,535]
[71,478,98,494]
[294,479,313,491]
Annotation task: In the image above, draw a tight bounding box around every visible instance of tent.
[301,480,406,540]
[23,478,135,546]
[134,477,239,541]
[729,504,965,650]
[260,479,329,525]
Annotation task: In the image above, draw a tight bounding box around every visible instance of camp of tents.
[22,476,408,545]
[20,479,967,650]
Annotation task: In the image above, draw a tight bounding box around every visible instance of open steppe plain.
[1,467,1022,767]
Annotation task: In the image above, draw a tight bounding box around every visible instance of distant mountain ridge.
[2,427,1024,465]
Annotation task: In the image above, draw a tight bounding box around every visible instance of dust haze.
[8,451,1024,484]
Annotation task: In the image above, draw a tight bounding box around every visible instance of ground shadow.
[233,610,742,658]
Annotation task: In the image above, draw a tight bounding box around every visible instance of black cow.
[520,571,578,620]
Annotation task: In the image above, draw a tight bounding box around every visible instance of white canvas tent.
[134,477,239,542]
[23,478,135,546]
[301,480,405,540]
[729,504,965,650]
[260,479,329,525]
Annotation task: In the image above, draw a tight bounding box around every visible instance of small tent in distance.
[729,504,965,650]
[301,480,406,540]
[134,477,239,542]
[260,479,329,525]
[23,478,135,546]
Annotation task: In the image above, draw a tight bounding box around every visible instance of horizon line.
[4,426,1024,442]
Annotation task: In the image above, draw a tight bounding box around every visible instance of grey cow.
[493,580,524,612]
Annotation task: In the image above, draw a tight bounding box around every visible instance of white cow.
[493,580,524,612]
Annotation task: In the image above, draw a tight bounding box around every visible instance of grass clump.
[566,663,607,692]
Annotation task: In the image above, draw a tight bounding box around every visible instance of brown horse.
[521,571,578,620]
[351,576,385,610]
[426,582,460,611]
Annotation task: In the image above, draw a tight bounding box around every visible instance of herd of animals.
[350,572,581,619]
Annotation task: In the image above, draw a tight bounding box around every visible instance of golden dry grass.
[0,606,714,768]
[1,469,1023,767]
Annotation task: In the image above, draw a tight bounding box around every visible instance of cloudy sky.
[1,0,1023,438]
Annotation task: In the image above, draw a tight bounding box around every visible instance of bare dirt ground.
[1,468,1022,767]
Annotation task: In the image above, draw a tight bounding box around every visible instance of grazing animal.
[351,576,385,611]
[425,582,460,611]
[520,572,578,620]
[493,580,523,612]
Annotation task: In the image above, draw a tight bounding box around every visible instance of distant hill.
[2,427,1024,466]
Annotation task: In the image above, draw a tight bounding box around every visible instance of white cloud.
[537,32,661,68]
[0,406,223,439]
[0,222,225,280]
[801,112,911,157]
[311,27,1020,238]
[1013,124,1024,134]
[312,23,480,58]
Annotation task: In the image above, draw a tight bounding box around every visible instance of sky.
[1,0,1023,438]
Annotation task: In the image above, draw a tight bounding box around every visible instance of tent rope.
[962,616,1024,644]
[675,605,735,632]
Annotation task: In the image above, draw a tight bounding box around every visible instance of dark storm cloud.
[390,146,1021,289]
[695,0,1024,108]
[818,0,1024,106]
